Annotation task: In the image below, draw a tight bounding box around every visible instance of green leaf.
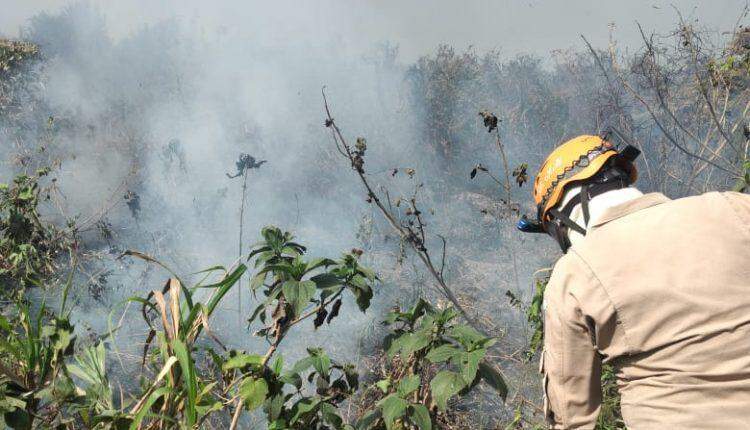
[356,409,382,430]
[311,273,341,289]
[172,340,198,426]
[238,377,269,411]
[250,272,267,291]
[478,362,508,400]
[351,283,373,312]
[447,324,488,349]
[4,408,31,430]
[130,386,171,430]
[290,398,319,423]
[248,303,265,325]
[320,402,344,427]
[429,370,465,411]
[397,374,421,397]
[307,258,336,271]
[271,354,284,375]
[408,404,432,430]
[425,344,460,363]
[379,394,408,430]
[283,280,316,317]
[222,352,263,371]
[375,378,391,393]
[290,356,315,375]
[399,331,432,357]
[268,419,289,430]
[308,348,331,376]
[453,349,485,384]
[358,265,377,281]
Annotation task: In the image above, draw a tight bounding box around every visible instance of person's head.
[517,134,640,252]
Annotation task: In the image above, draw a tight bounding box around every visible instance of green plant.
[596,365,626,430]
[356,299,507,430]
[68,343,131,429]
[123,226,378,430]
[0,169,72,294]
[128,268,246,429]
[732,160,750,192]
[225,225,377,429]
[525,279,546,359]
[0,299,77,428]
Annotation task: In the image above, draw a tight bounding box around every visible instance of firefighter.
[518,134,750,429]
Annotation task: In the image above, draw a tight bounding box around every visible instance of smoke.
[3,1,745,423]
[2,2,440,373]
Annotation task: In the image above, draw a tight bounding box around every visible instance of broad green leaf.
[283,280,316,317]
[250,272,267,291]
[4,408,31,430]
[375,378,391,393]
[453,349,485,384]
[239,377,268,411]
[222,352,263,371]
[429,370,465,411]
[311,273,341,289]
[307,258,336,271]
[279,371,303,390]
[358,265,377,281]
[356,409,382,430]
[320,402,344,427]
[290,398,319,423]
[447,324,490,349]
[290,356,315,375]
[351,283,373,312]
[308,348,331,376]
[268,419,289,430]
[379,394,408,430]
[397,374,421,397]
[425,344,460,363]
[408,404,432,430]
[399,331,432,357]
[266,393,286,420]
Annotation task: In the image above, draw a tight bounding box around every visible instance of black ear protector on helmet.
[517,145,641,253]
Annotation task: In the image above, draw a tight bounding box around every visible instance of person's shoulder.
[672,191,750,217]
[671,190,748,204]
[546,251,597,296]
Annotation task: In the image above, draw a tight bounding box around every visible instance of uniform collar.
[589,192,671,229]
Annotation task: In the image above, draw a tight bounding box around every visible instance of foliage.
[122,225,378,429]
[0,169,73,294]
[223,225,377,429]
[0,300,77,429]
[355,299,507,430]
[596,365,626,430]
[525,279,546,359]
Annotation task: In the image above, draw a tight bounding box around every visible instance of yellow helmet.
[518,134,639,252]
[533,134,637,223]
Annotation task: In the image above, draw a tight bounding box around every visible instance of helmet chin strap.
[546,176,629,252]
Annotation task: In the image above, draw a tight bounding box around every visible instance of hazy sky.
[1,0,746,61]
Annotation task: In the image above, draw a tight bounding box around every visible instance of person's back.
[544,191,750,428]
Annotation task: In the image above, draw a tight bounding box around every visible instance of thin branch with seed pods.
[322,87,488,335]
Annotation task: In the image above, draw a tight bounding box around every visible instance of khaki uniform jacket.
[541,192,750,429]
